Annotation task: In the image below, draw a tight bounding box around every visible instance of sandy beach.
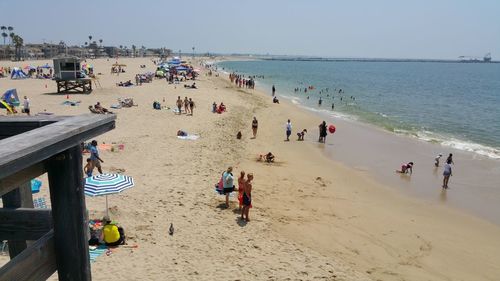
[2,57,500,281]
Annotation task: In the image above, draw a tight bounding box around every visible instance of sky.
[2,0,499,59]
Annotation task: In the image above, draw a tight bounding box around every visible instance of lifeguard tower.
[53,57,92,94]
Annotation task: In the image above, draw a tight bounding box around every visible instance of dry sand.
[1,57,500,281]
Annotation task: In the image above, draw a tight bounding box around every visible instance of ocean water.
[218,60,500,159]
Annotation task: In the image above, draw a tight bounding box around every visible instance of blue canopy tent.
[10,67,28,79]
[1,89,20,107]
[39,63,52,69]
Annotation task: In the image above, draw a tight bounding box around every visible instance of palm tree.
[7,26,13,44]
[12,34,23,61]
[84,42,88,47]
[132,45,136,57]
[88,35,92,43]
[9,32,15,45]
[1,32,7,45]
[99,39,103,46]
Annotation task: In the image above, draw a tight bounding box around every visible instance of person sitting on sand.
[396,162,414,175]
[297,129,307,141]
[273,96,280,104]
[212,102,217,113]
[100,216,126,247]
[88,105,102,114]
[217,102,226,114]
[177,130,187,137]
[265,152,275,163]
[94,102,112,114]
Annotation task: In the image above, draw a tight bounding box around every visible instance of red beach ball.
[328,125,336,134]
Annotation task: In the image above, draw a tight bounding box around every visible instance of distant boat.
[458,53,492,63]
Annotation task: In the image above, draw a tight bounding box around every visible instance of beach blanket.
[36,112,54,115]
[89,246,108,262]
[177,135,199,140]
[61,100,81,106]
[172,108,185,114]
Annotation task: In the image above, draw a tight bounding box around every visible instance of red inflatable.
[328,125,336,134]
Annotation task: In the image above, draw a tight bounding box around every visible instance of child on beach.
[285,119,292,141]
[241,173,253,222]
[297,129,307,141]
[222,167,235,208]
[435,154,443,167]
[238,171,246,210]
[84,158,93,178]
[396,162,414,175]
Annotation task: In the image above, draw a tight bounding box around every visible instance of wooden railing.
[0,114,116,281]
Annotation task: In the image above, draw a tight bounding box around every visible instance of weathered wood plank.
[0,116,67,140]
[1,182,34,258]
[0,208,53,241]
[47,146,91,281]
[0,114,115,180]
[0,230,56,281]
[0,162,45,197]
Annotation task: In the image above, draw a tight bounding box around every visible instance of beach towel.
[89,245,108,262]
[61,100,81,106]
[177,135,199,140]
[172,108,184,114]
[110,104,122,109]
[36,112,54,116]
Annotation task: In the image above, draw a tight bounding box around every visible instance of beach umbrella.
[84,173,134,217]
[328,125,336,134]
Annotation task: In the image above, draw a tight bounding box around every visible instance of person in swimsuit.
[237,171,246,210]
[446,153,454,165]
[396,162,414,175]
[184,97,189,114]
[176,96,183,115]
[189,98,195,116]
[442,159,452,189]
[222,167,235,208]
[252,117,258,138]
[241,173,253,222]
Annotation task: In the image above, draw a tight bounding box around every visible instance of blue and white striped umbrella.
[84,173,134,216]
[84,173,134,197]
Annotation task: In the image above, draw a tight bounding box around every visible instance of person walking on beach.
[222,167,235,208]
[241,173,253,222]
[252,117,258,138]
[318,121,327,143]
[189,98,195,116]
[90,140,104,174]
[442,159,452,189]
[184,97,190,114]
[176,96,183,115]
[285,119,292,141]
[272,85,276,96]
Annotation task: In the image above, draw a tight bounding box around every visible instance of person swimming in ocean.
[318,97,322,106]
[331,103,335,110]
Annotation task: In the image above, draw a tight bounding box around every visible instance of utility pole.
[192,46,195,59]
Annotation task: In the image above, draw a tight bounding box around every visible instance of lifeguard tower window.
[61,62,76,71]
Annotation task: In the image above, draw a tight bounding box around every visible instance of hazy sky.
[2,0,499,59]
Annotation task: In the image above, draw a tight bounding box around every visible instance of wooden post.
[1,181,33,258]
[47,145,91,281]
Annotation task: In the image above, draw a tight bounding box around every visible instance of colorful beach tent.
[1,89,20,106]
[10,67,28,79]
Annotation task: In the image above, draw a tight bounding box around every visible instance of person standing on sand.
[176,96,183,115]
[447,153,454,165]
[443,159,452,189]
[90,140,104,174]
[241,173,253,222]
[222,167,235,208]
[285,119,292,141]
[237,171,246,210]
[435,154,443,167]
[272,85,276,96]
[252,117,258,138]
[318,121,327,143]
[23,96,31,116]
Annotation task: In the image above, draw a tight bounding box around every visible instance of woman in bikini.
[252,117,258,138]
[237,171,246,210]
[241,173,253,222]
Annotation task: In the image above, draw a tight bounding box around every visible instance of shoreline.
[1,57,500,280]
[218,59,500,226]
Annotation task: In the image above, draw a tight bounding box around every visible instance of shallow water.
[219,60,500,159]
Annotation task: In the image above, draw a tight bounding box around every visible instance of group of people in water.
[397,153,455,189]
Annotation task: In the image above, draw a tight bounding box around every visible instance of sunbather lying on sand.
[117,80,133,87]
[184,83,197,89]
[94,102,112,114]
